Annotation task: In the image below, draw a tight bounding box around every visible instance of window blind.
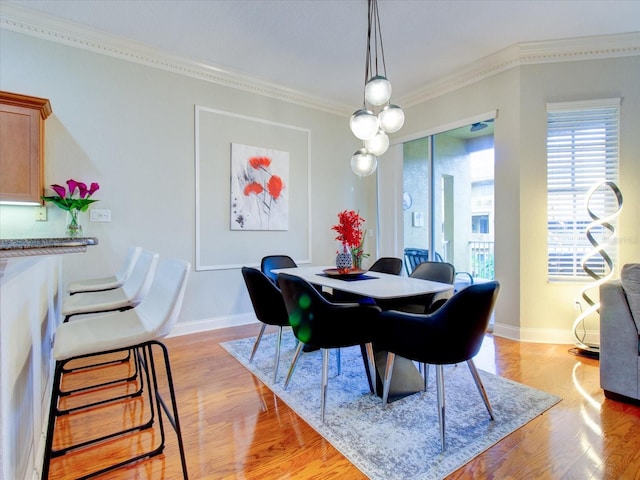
[546,99,620,281]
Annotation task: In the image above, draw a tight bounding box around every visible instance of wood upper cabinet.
[0,91,52,204]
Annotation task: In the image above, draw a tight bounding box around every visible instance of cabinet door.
[0,104,42,203]
[0,92,50,204]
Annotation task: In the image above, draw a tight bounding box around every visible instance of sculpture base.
[569,344,600,359]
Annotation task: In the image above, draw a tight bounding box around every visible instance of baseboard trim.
[169,313,258,338]
[492,322,577,344]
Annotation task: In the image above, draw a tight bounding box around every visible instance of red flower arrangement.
[332,210,364,248]
[332,210,369,269]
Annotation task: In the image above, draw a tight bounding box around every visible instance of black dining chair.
[376,261,455,314]
[369,257,403,275]
[261,255,297,284]
[410,261,456,312]
[241,266,291,383]
[411,261,455,285]
[278,272,381,422]
[375,280,500,450]
[403,248,443,275]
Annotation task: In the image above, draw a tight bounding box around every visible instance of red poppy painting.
[231,143,289,230]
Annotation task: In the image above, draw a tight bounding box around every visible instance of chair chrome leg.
[250,324,267,362]
[436,364,446,451]
[272,326,283,383]
[321,348,330,423]
[336,348,341,375]
[422,363,430,391]
[467,359,494,420]
[381,352,396,408]
[364,343,377,397]
[284,341,304,389]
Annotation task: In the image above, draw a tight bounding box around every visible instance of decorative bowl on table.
[323,268,367,278]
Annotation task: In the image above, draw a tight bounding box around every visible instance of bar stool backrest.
[115,246,143,284]
[121,250,160,304]
[137,258,191,338]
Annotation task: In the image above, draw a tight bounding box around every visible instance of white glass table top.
[272,265,452,300]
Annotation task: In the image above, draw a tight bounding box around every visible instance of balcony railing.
[469,241,494,280]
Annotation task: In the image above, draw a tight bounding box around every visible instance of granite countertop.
[0,237,99,258]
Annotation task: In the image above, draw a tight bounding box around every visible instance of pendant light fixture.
[350,0,404,176]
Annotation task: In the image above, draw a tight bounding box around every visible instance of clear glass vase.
[66,209,83,237]
[351,250,363,270]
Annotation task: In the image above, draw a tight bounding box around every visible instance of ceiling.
[4,0,640,108]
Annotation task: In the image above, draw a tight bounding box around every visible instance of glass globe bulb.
[349,109,379,140]
[379,104,405,133]
[365,75,392,106]
[351,148,378,177]
[364,130,389,156]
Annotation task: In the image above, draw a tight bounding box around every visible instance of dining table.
[272,265,454,402]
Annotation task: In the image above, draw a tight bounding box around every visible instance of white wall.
[0,28,378,333]
[517,57,640,341]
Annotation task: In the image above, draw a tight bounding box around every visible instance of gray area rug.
[221,332,561,480]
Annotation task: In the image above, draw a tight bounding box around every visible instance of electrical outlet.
[573,298,582,311]
[34,206,47,221]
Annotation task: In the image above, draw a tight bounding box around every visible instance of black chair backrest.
[378,281,500,365]
[278,272,380,348]
[241,267,289,326]
[404,248,443,275]
[369,257,403,275]
[261,255,297,283]
[410,261,455,284]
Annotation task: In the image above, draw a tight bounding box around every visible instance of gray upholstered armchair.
[599,264,640,403]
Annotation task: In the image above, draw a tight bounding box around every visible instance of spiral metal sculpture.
[573,180,623,352]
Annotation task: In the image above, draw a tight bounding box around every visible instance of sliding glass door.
[402,121,495,282]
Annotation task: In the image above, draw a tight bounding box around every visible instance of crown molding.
[0,3,351,116]
[399,32,640,108]
[2,4,638,115]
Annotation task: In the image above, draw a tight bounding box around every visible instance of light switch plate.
[90,209,111,222]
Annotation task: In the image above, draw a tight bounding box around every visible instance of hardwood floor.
[46,324,640,479]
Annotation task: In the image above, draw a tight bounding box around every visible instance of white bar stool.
[61,249,159,322]
[67,246,142,294]
[41,258,191,480]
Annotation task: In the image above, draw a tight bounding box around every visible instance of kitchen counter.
[0,237,98,258]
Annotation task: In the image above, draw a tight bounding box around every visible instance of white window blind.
[546,99,620,281]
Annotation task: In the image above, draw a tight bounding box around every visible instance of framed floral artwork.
[230,143,289,230]
[195,105,310,271]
